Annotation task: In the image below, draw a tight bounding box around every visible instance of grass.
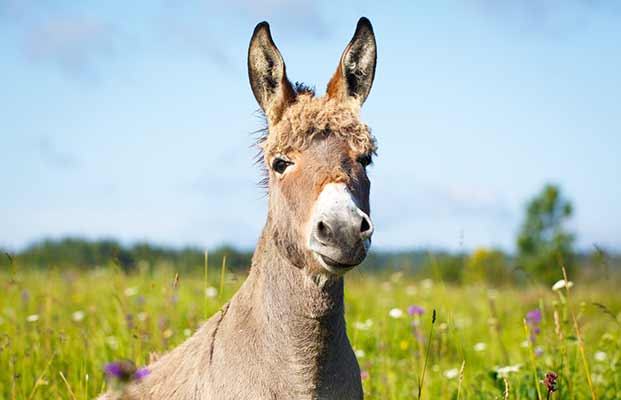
[1,263,620,399]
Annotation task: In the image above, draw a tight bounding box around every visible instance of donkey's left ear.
[248,21,296,124]
[327,17,377,107]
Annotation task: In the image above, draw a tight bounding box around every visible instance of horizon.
[7,235,619,257]
[2,1,620,253]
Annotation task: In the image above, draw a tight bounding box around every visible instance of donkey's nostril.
[360,215,373,238]
[316,220,332,242]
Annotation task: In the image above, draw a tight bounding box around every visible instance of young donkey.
[100,17,378,400]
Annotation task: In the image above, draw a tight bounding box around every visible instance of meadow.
[1,260,619,399]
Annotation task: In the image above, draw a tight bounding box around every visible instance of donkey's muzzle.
[308,183,373,273]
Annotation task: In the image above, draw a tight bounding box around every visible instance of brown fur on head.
[262,94,376,159]
[248,18,377,275]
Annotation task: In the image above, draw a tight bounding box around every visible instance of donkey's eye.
[272,157,292,174]
[357,154,373,167]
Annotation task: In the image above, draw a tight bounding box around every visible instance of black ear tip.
[356,17,373,33]
[252,21,271,37]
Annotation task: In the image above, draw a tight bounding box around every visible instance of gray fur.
[98,229,362,400]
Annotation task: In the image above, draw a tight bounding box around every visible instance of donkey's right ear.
[327,17,377,107]
[248,22,296,125]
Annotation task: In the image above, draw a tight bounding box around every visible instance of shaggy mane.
[253,83,376,188]
[264,94,375,156]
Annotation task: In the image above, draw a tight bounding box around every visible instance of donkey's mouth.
[317,254,360,272]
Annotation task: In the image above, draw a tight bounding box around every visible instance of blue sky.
[1,0,620,252]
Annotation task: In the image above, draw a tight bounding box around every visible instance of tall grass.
[0,263,619,399]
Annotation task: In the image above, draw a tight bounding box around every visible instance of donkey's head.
[248,18,377,276]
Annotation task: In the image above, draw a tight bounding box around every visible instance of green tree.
[517,184,575,283]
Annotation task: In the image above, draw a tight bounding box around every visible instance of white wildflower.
[137,312,148,321]
[354,321,368,330]
[389,308,404,319]
[72,310,85,322]
[474,342,487,352]
[354,349,365,358]
[354,319,374,331]
[444,368,459,379]
[184,328,192,337]
[205,287,218,298]
[495,364,522,378]
[27,314,39,322]
[520,340,530,348]
[124,287,138,297]
[552,279,574,291]
[594,351,607,362]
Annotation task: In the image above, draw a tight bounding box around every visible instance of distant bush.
[464,247,513,286]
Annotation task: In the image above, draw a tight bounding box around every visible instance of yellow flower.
[399,340,409,351]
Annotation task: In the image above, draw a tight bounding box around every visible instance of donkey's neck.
[245,226,350,395]
[253,226,345,317]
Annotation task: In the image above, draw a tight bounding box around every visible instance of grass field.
[1,261,619,399]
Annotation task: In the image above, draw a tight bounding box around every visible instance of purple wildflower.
[408,305,425,342]
[125,313,134,329]
[134,367,151,380]
[408,305,425,316]
[360,370,369,380]
[104,360,150,383]
[104,362,125,379]
[526,308,542,343]
[535,346,544,357]
[526,309,542,324]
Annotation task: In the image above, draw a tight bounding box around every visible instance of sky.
[1,0,620,253]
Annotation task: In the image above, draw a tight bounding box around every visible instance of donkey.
[99,17,377,400]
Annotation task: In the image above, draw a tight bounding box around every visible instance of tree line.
[1,184,619,285]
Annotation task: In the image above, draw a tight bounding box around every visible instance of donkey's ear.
[248,22,296,124]
[327,17,377,107]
